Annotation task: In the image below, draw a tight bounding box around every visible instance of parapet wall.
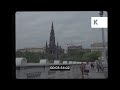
[16,63,82,79]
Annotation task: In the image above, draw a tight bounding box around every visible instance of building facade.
[17,48,45,53]
[67,45,82,53]
[67,45,91,53]
[91,42,108,52]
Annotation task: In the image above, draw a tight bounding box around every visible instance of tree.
[59,53,68,61]
[67,50,85,61]
[16,51,45,63]
[47,54,55,63]
[81,51,102,62]
[16,51,23,57]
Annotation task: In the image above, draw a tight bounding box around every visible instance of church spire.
[51,21,54,34]
[46,22,64,60]
[49,22,55,48]
[52,22,54,29]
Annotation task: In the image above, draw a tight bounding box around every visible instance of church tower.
[45,22,64,61]
[49,22,56,57]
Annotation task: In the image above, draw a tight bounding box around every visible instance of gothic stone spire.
[49,22,55,48]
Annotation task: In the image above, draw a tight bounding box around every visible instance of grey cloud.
[16,11,108,50]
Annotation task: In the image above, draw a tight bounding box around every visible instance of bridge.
[16,58,107,79]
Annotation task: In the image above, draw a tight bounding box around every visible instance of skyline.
[16,11,108,50]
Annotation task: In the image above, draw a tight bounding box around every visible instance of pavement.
[83,68,106,79]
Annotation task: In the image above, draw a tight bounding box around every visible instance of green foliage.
[59,54,68,61]
[81,51,102,62]
[16,51,45,63]
[16,50,102,63]
[47,54,55,63]
[59,50,101,62]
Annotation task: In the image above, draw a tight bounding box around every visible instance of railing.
[16,63,82,79]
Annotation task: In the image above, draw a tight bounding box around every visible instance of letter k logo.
[94,19,98,25]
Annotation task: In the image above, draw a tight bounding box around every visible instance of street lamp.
[99,11,106,61]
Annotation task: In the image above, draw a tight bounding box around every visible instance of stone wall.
[16,63,82,79]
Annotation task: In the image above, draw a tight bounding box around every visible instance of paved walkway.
[83,68,106,79]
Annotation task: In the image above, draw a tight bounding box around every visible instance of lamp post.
[99,11,106,61]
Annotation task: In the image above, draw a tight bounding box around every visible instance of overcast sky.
[16,11,108,50]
